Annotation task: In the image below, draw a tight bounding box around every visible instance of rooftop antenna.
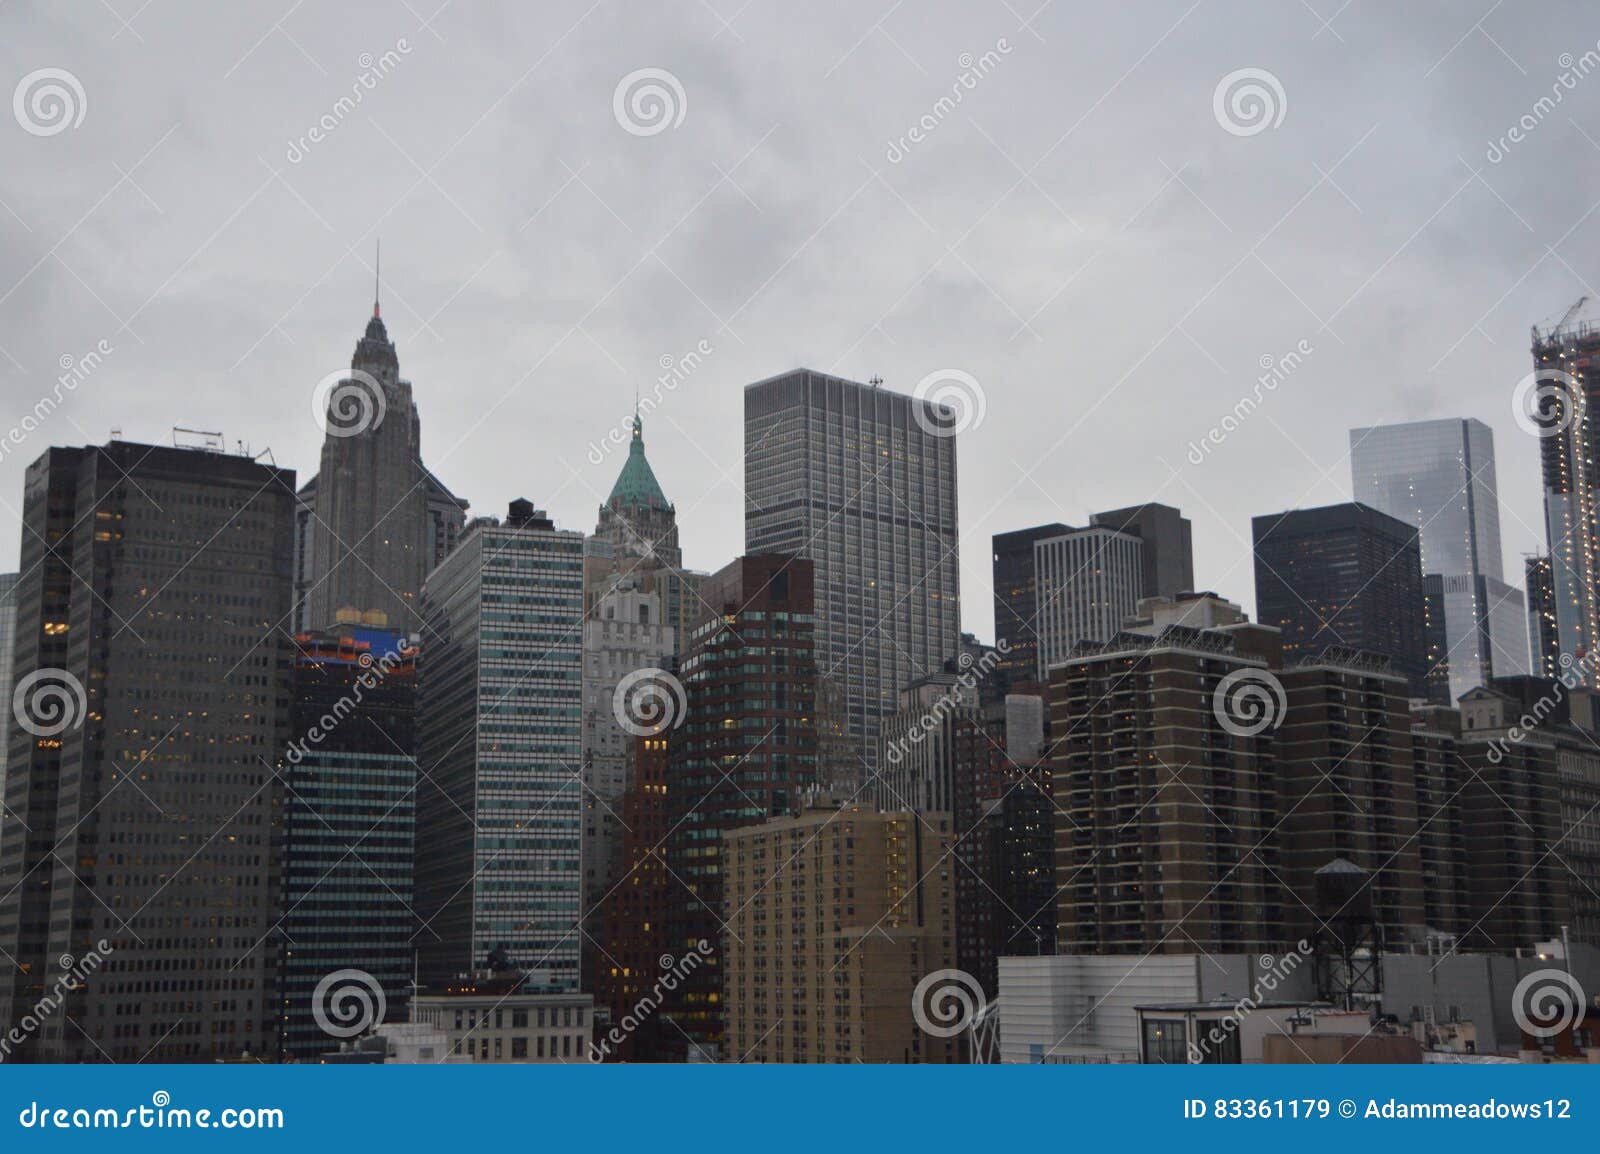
[374,238,381,319]
[868,374,883,388]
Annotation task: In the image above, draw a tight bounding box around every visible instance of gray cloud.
[2,0,1598,638]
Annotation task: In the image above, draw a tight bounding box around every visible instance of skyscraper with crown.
[294,276,468,633]
[585,412,703,649]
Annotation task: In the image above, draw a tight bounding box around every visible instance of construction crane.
[1557,295,1589,333]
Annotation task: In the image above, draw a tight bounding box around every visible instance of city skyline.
[3,1,1600,1079]
[6,3,1600,644]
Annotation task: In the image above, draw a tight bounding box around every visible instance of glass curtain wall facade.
[415,504,585,991]
[1350,418,1527,704]
[744,370,959,775]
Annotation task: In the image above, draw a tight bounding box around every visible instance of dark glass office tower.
[991,524,1069,689]
[1526,554,1560,678]
[1000,505,1193,686]
[0,441,296,1062]
[745,370,959,772]
[1252,503,1428,697]
[277,628,418,1062]
[664,554,818,1061]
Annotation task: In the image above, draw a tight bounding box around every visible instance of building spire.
[374,239,381,319]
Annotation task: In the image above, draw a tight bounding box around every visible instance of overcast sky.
[3,0,1599,641]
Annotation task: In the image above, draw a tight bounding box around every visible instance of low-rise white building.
[406,975,594,1063]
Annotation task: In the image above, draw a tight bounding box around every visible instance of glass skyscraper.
[1252,502,1430,697]
[1349,418,1528,704]
[415,500,585,991]
[0,442,297,1062]
[278,628,419,1061]
[744,370,960,775]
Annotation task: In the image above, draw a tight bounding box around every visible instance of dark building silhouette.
[665,553,818,1060]
[991,523,1070,690]
[0,441,296,1061]
[1526,554,1559,679]
[295,290,467,634]
[1252,502,1428,697]
[593,732,673,1062]
[952,701,1054,996]
[1274,652,1426,942]
[1457,680,1581,946]
[1408,703,1470,938]
[277,627,419,1062]
[1089,503,1195,603]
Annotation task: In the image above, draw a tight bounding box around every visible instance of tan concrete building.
[724,800,959,1063]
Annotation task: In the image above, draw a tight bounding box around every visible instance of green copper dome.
[608,413,671,509]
